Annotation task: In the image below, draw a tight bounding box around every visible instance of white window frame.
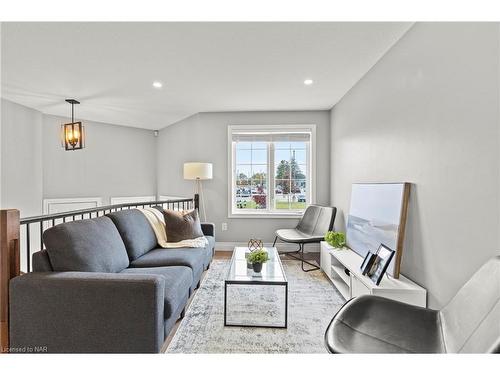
[227,124,316,218]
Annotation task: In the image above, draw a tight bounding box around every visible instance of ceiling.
[1,22,412,130]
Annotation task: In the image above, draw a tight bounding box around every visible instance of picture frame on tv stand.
[346,182,411,278]
[360,251,377,275]
[367,244,396,286]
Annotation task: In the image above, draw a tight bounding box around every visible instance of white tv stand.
[320,241,427,307]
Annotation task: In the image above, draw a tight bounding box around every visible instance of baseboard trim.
[215,241,319,253]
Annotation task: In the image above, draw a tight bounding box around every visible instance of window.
[228,125,315,217]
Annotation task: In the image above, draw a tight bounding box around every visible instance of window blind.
[231,132,311,143]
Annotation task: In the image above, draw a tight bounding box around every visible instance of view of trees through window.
[274,144,307,210]
[234,140,308,212]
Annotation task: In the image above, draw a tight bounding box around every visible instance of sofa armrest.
[201,222,215,238]
[9,272,165,353]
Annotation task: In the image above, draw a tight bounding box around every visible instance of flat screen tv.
[346,183,410,278]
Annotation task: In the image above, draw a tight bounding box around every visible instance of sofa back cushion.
[43,216,130,273]
[106,209,158,260]
[32,250,54,272]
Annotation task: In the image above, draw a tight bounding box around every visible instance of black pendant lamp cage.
[61,99,85,150]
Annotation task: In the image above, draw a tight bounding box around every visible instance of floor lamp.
[183,162,213,222]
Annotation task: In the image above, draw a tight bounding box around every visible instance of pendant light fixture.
[61,99,85,151]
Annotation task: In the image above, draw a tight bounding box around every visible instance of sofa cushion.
[129,247,205,291]
[130,247,203,269]
[120,266,192,318]
[43,216,129,273]
[162,209,204,242]
[107,209,158,260]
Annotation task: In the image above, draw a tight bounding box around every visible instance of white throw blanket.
[137,207,208,248]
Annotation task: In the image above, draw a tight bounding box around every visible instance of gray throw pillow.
[163,209,204,243]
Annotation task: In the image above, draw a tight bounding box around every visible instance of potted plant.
[247,249,269,273]
[324,231,346,249]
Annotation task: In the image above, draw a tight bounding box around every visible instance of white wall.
[330,23,500,308]
[0,99,157,215]
[42,114,157,205]
[157,111,331,246]
[3,102,330,252]
[1,99,43,217]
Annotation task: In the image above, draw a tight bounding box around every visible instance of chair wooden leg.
[272,236,278,247]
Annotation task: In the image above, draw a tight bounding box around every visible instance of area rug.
[166,259,345,353]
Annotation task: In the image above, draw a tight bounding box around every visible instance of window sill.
[228,212,303,219]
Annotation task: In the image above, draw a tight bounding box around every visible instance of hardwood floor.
[213,250,233,259]
[160,250,231,351]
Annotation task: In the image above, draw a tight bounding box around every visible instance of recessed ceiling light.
[152,81,163,89]
[304,79,314,86]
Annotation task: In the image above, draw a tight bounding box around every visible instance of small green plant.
[247,249,270,264]
[324,231,346,248]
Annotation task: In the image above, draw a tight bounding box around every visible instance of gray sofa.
[9,208,215,353]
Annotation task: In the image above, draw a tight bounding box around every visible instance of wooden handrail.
[0,209,20,353]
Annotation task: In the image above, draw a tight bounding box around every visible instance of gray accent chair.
[325,256,500,353]
[273,205,336,272]
[9,209,215,353]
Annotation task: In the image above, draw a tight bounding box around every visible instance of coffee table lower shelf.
[223,280,288,329]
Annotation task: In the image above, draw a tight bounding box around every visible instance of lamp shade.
[183,162,213,180]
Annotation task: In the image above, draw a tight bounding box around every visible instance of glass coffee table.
[224,247,288,328]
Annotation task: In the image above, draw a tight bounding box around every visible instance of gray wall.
[1,99,43,217]
[157,111,331,245]
[42,114,156,204]
[0,99,157,216]
[330,23,500,308]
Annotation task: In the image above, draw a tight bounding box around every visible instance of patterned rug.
[166,259,345,353]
